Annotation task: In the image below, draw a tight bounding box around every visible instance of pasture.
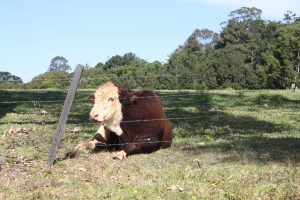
[0,89,299,199]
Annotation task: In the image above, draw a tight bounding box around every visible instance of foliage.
[283,11,300,24]
[103,52,143,70]
[48,56,71,73]
[259,21,300,88]
[0,71,23,89]
[167,7,299,90]
[0,71,22,83]
[25,71,71,89]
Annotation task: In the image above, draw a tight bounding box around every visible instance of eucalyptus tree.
[48,56,71,73]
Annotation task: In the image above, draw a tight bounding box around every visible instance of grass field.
[0,89,300,199]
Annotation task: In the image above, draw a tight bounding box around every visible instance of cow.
[75,82,172,160]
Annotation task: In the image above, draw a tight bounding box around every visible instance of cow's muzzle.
[89,116,103,124]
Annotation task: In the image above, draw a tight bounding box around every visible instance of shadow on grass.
[253,94,300,107]
[0,90,69,119]
[180,136,300,163]
[160,91,289,134]
[0,90,93,123]
[158,91,300,163]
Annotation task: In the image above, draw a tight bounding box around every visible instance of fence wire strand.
[94,140,172,148]
[0,93,203,104]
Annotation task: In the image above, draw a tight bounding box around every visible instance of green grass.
[0,89,300,199]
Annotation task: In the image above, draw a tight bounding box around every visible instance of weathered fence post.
[47,65,84,165]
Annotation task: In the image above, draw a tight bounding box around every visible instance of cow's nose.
[89,115,103,123]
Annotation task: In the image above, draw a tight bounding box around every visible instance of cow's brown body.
[82,82,172,157]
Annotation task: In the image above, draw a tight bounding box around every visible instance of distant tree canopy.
[0,71,23,89]
[25,71,71,89]
[102,52,143,70]
[2,7,300,90]
[0,71,22,83]
[283,11,300,24]
[48,56,71,73]
[167,7,300,89]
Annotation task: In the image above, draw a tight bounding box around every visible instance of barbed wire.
[94,140,172,148]
[1,72,295,161]
[1,110,293,151]
[0,135,212,159]
[0,100,66,104]
[0,92,205,104]
[68,116,209,125]
[0,115,215,124]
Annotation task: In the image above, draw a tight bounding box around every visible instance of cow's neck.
[105,107,123,136]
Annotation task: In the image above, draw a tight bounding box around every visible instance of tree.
[228,7,262,22]
[103,52,142,70]
[79,67,106,88]
[263,21,300,88]
[211,45,260,89]
[283,11,299,24]
[0,71,22,83]
[123,52,140,64]
[26,71,70,89]
[213,7,270,88]
[78,7,300,90]
[95,62,105,69]
[167,28,218,89]
[48,56,71,73]
[0,71,23,89]
[104,55,123,70]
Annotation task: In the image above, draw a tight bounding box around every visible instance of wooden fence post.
[47,65,84,165]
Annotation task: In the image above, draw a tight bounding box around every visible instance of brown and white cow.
[75,82,172,159]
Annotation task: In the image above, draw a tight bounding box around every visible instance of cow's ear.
[88,95,95,104]
[129,95,137,104]
[118,89,137,105]
[119,95,137,105]
[119,97,130,105]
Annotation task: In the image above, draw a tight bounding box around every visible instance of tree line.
[1,7,299,90]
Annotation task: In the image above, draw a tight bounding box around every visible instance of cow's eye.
[108,97,114,102]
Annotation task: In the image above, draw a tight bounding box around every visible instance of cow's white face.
[89,82,123,135]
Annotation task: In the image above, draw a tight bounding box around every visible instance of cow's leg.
[112,136,160,160]
[112,150,127,160]
[75,139,101,151]
[75,125,107,151]
[112,143,138,160]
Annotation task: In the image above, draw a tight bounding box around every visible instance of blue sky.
[1,0,299,82]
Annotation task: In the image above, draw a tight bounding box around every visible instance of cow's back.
[118,89,172,154]
[121,90,166,121]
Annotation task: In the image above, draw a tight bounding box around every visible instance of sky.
[0,0,299,82]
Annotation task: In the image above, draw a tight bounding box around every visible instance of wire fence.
[2,73,295,153]
[0,93,206,105]
[0,86,223,126]
[0,86,264,126]
[0,80,226,131]
[0,88,218,154]
[94,140,173,148]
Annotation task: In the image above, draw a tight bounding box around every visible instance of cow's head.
[89,82,123,135]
